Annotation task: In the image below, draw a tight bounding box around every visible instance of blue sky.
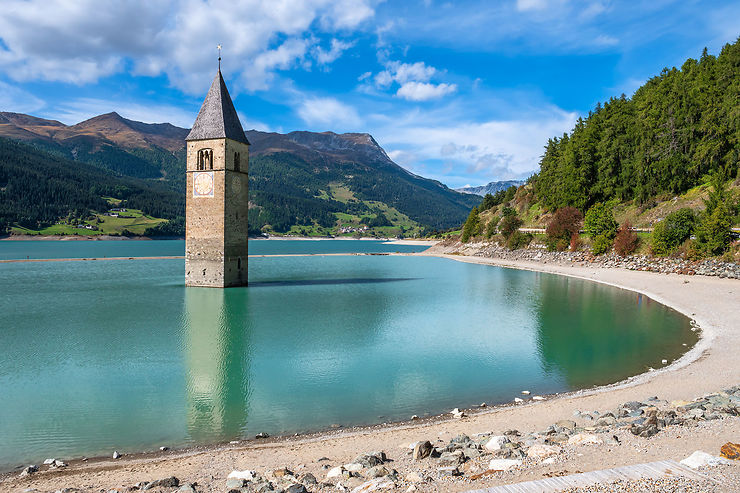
[0,0,737,188]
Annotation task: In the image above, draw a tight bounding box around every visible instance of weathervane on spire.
[217,44,222,70]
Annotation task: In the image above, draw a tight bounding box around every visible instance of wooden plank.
[466,460,709,493]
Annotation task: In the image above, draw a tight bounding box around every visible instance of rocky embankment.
[19,388,740,493]
[428,241,740,279]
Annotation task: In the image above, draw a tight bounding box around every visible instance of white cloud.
[245,38,311,91]
[0,0,376,92]
[389,61,436,83]
[374,70,395,88]
[313,39,355,65]
[396,81,457,101]
[370,102,577,185]
[368,59,456,101]
[296,96,361,129]
[0,81,45,114]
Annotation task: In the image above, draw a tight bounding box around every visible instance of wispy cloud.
[368,98,577,187]
[0,80,45,114]
[365,59,457,101]
[296,96,361,130]
[49,98,197,127]
[396,81,457,101]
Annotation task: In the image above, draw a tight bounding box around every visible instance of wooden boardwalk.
[466,460,709,493]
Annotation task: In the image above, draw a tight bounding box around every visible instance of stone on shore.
[142,477,179,490]
[567,433,603,446]
[404,472,424,483]
[272,467,293,478]
[438,451,465,467]
[19,465,38,477]
[437,466,461,477]
[451,408,466,419]
[327,466,348,479]
[555,419,576,432]
[350,477,395,492]
[225,478,246,489]
[526,444,562,460]
[353,451,386,468]
[720,442,740,460]
[484,435,509,452]
[680,450,733,469]
[366,465,391,478]
[299,473,318,485]
[412,441,433,460]
[344,463,364,473]
[227,470,258,481]
[487,458,522,471]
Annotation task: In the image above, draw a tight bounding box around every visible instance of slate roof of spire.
[186,70,250,145]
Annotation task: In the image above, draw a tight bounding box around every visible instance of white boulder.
[680,451,732,469]
[484,435,510,452]
[487,458,522,471]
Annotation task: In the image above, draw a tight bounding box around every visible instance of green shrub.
[694,204,733,256]
[460,207,481,243]
[506,230,532,250]
[499,213,523,239]
[651,208,695,255]
[485,216,500,238]
[591,234,613,255]
[545,206,583,251]
[584,203,618,239]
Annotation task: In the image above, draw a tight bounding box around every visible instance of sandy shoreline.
[3,252,738,492]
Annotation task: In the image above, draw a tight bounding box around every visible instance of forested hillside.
[0,138,183,233]
[247,131,480,234]
[536,38,740,210]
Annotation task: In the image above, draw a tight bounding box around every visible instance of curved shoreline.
[3,252,738,491]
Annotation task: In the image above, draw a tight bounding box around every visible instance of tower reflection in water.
[184,288,250,443]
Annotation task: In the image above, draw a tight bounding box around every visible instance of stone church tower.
[185,69,249,287]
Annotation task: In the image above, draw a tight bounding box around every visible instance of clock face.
[193,171,214,197]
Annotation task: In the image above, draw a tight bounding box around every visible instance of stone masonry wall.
[186,138,249,287]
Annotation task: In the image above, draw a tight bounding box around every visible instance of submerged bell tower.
[185,66,249,287]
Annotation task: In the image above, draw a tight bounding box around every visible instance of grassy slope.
[11,207,166,236]
[283,184,424,237]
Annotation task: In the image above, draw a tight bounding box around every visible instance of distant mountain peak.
[455,179,524,196]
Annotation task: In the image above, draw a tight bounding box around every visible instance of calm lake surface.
[0,238,426,260]
[0,240,696,470]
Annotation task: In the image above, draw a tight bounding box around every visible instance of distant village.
[338,225,370,234]
[71,208,133,230]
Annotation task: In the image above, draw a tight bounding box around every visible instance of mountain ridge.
[0,111,479,234]
[456,180,525,196]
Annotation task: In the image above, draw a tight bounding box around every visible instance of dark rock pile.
[444,242,740,278]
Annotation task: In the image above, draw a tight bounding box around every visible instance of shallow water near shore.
[0,240,697,470]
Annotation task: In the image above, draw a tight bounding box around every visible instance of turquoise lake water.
[0,238,425,260]
[0,240,696,470]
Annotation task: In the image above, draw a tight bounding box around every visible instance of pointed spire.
[186,70,249,145]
